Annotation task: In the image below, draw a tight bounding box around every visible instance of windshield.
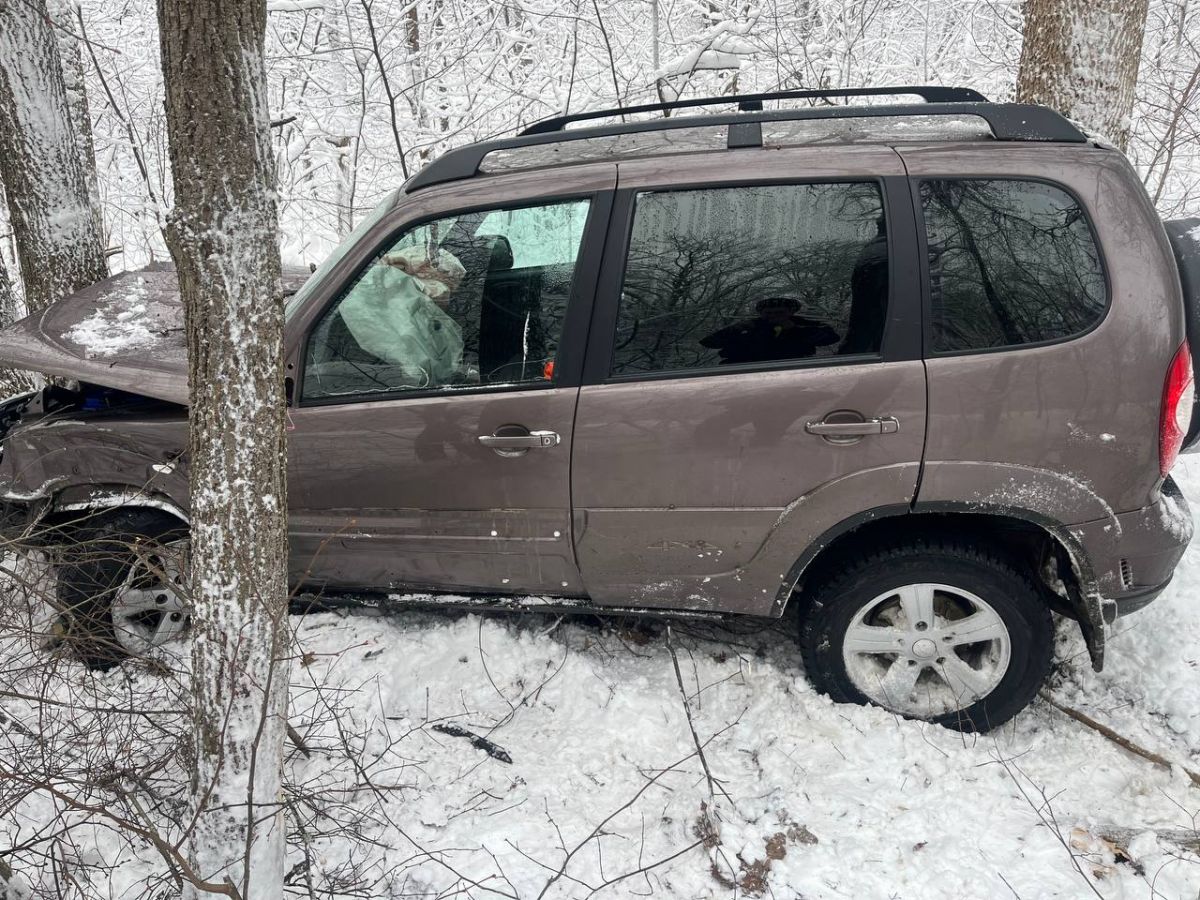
[285,189,400,321]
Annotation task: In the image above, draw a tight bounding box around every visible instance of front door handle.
[478,427,561,457]
[478,431,561,449]
[805,416,900,437]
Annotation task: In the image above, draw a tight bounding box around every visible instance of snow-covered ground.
[3,466,1200,898]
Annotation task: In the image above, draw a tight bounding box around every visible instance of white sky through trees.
[2,0,1197,288]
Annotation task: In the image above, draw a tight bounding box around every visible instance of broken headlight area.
[0,389,38,444]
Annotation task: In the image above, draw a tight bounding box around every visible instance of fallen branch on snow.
[431,722,512,764]
[1088,825,1200,856]
[1040,692,1200,788]
[666,624,730,807]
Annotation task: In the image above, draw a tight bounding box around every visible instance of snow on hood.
[0,263,310,405]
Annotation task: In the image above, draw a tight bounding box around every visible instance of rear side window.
[610,183,889,377]
[921,179,1106,353]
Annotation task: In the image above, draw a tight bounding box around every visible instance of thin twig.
[286,721,312,759]
[665,625,729,806]
[992,752,1105,900]
[76,7,161,221]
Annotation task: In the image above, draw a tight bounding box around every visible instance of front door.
[288,188,608,596]
[571,149,927,616]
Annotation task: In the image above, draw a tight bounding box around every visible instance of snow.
[658,18,757,79]
[63,277,160,357]
[1160,486,1193,541]
[3,464,1200,897]
[2,0,1199,894]
[267,0,324,10]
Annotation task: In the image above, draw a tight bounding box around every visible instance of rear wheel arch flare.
[781,504,1096,619]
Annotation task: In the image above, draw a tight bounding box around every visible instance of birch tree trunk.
[1015,0,1150,150]
[0,0,107,312]
[157,0,289,896]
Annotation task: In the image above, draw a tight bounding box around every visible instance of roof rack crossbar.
[405,101,1088,193]
[520,85,988,135]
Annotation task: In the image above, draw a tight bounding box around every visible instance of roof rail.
[405,98,1089,194]
[520,85,989,135]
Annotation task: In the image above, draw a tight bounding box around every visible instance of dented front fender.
[0,412,190,515]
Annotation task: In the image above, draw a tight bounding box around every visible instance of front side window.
[610,182,889,377]
[921,179,1106,352]
[303,199,591,401]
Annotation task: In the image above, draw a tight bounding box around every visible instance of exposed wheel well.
[788,511,1083,621]
[38,501,187,543]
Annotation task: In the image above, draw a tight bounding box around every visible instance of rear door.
[571,148,927,616]
[286,166,614,595]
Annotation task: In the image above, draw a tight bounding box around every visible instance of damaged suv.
[0,86,1195,731]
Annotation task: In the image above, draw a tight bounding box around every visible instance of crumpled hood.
[0,263,309,405]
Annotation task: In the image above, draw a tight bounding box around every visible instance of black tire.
[54,508,188,670]
[799,539,1054,732]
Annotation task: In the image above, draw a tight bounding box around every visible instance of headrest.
[480,234,514,271]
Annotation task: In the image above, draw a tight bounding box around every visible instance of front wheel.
[799,540,1054,732]
[54,509,190,669]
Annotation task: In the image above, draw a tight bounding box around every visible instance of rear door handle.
[805,416,900,436]
[478,430,561,449]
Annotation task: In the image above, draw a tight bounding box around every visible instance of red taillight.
[1160,342,1194,477]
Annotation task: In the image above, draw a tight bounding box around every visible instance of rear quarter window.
[920,179,1107,353]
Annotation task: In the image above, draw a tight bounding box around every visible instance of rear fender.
[917,459,1116,668]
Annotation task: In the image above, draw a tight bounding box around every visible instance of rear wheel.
[799,540,1053,731]
[54,509,189,669]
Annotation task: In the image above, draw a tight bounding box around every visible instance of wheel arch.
[45,485,190,530]
[779,502,1106,668]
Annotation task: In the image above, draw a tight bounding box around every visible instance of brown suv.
[0,86,1194,731]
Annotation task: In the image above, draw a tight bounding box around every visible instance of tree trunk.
[0,0,107,311]
[157,0,289,897]
[323,3,358,236]
[0,242,19,335]
[46,0,102,232]
[0,201,32,395]
[1015,0,1150,150]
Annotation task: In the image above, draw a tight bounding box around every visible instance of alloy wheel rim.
[841,582,1012,719]
[109,541,189,656]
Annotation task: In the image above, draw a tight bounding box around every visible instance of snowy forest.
[0,0,1197,278]
[2,0,1200,898]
